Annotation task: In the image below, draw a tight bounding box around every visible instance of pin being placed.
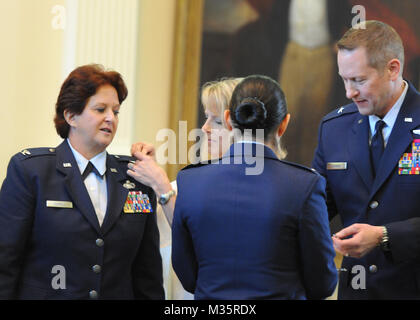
[123,180,135,190]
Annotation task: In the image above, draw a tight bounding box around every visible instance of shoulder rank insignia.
[18,147,56,159]
[123,191,153,213]
[21,149,31,156]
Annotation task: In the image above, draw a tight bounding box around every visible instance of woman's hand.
[127,151,172,197]
[130,141,156,160]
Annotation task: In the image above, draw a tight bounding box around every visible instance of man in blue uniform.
[313,20,420,299]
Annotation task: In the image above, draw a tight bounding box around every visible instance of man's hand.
[332,223,383,258]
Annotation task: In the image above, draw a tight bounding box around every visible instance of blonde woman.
[172,75,337,299]
[127,78,243,299]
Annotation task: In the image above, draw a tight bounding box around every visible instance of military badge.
[123,191,153,213]
[398,139,420,175]
[123,180,136,189]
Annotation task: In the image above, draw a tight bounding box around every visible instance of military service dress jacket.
[0,140,164,299]
[172,142,337,300]
[313,82,420,299]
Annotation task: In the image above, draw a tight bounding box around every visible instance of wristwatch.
[158,189,176,205]
[380,226,391,252]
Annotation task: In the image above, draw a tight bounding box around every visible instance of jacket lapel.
[370,83,420,198]
[348,114,374,190]
[56,141,101,234]
[100,154,129,236]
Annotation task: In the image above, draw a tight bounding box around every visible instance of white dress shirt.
[67,139,108,226]
[369,81,408,147]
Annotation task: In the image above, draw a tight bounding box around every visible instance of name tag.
[46,200,73,209]
[327,162,347,170]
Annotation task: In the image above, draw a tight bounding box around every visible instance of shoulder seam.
[17,147,56,160]
[113,155,136,162]
[279,159,319,175]
[322,104,358,122]
[180,161,211,171]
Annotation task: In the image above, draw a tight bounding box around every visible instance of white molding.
[62,0,140,155]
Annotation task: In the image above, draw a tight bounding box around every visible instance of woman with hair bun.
[172,75,337,300]
[128,77,243,299]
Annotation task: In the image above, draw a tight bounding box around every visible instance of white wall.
[0,0,65,182]
[134,0,176,146]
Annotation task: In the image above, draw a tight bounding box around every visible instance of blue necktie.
[370,120,386,177]
[82,161,103,181]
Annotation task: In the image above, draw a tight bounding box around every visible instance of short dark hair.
[54,64,128,138]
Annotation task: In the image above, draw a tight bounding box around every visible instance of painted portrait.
[199,0,420,167]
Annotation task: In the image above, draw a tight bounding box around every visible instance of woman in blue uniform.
[0,64,164,299]
[172,75,337,299]
[128,78,243,299]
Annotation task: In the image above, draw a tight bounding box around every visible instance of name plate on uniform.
[46,200,73,208]
[327,162,347,170]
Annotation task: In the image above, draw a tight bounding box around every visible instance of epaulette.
[279,159,319,175]
[113,154,136,163]
[322,103,358,122]
[180,161,211,171]
[17,147,56,160]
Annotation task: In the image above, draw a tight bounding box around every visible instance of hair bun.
[234,97,267,128]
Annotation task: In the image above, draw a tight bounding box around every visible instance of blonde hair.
[337,20,404,75]
[201,77,288,160]
[201,78,244,127]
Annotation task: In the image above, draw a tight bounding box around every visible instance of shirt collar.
[67,139,107,176]
[369,80,408,135]
[236,139,266,147]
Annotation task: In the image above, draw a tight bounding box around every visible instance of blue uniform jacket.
[0,140,164,299]
[313,82,420,299]
[172,143,337,300]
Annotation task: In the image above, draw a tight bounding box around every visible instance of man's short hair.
[337,20,404,74]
